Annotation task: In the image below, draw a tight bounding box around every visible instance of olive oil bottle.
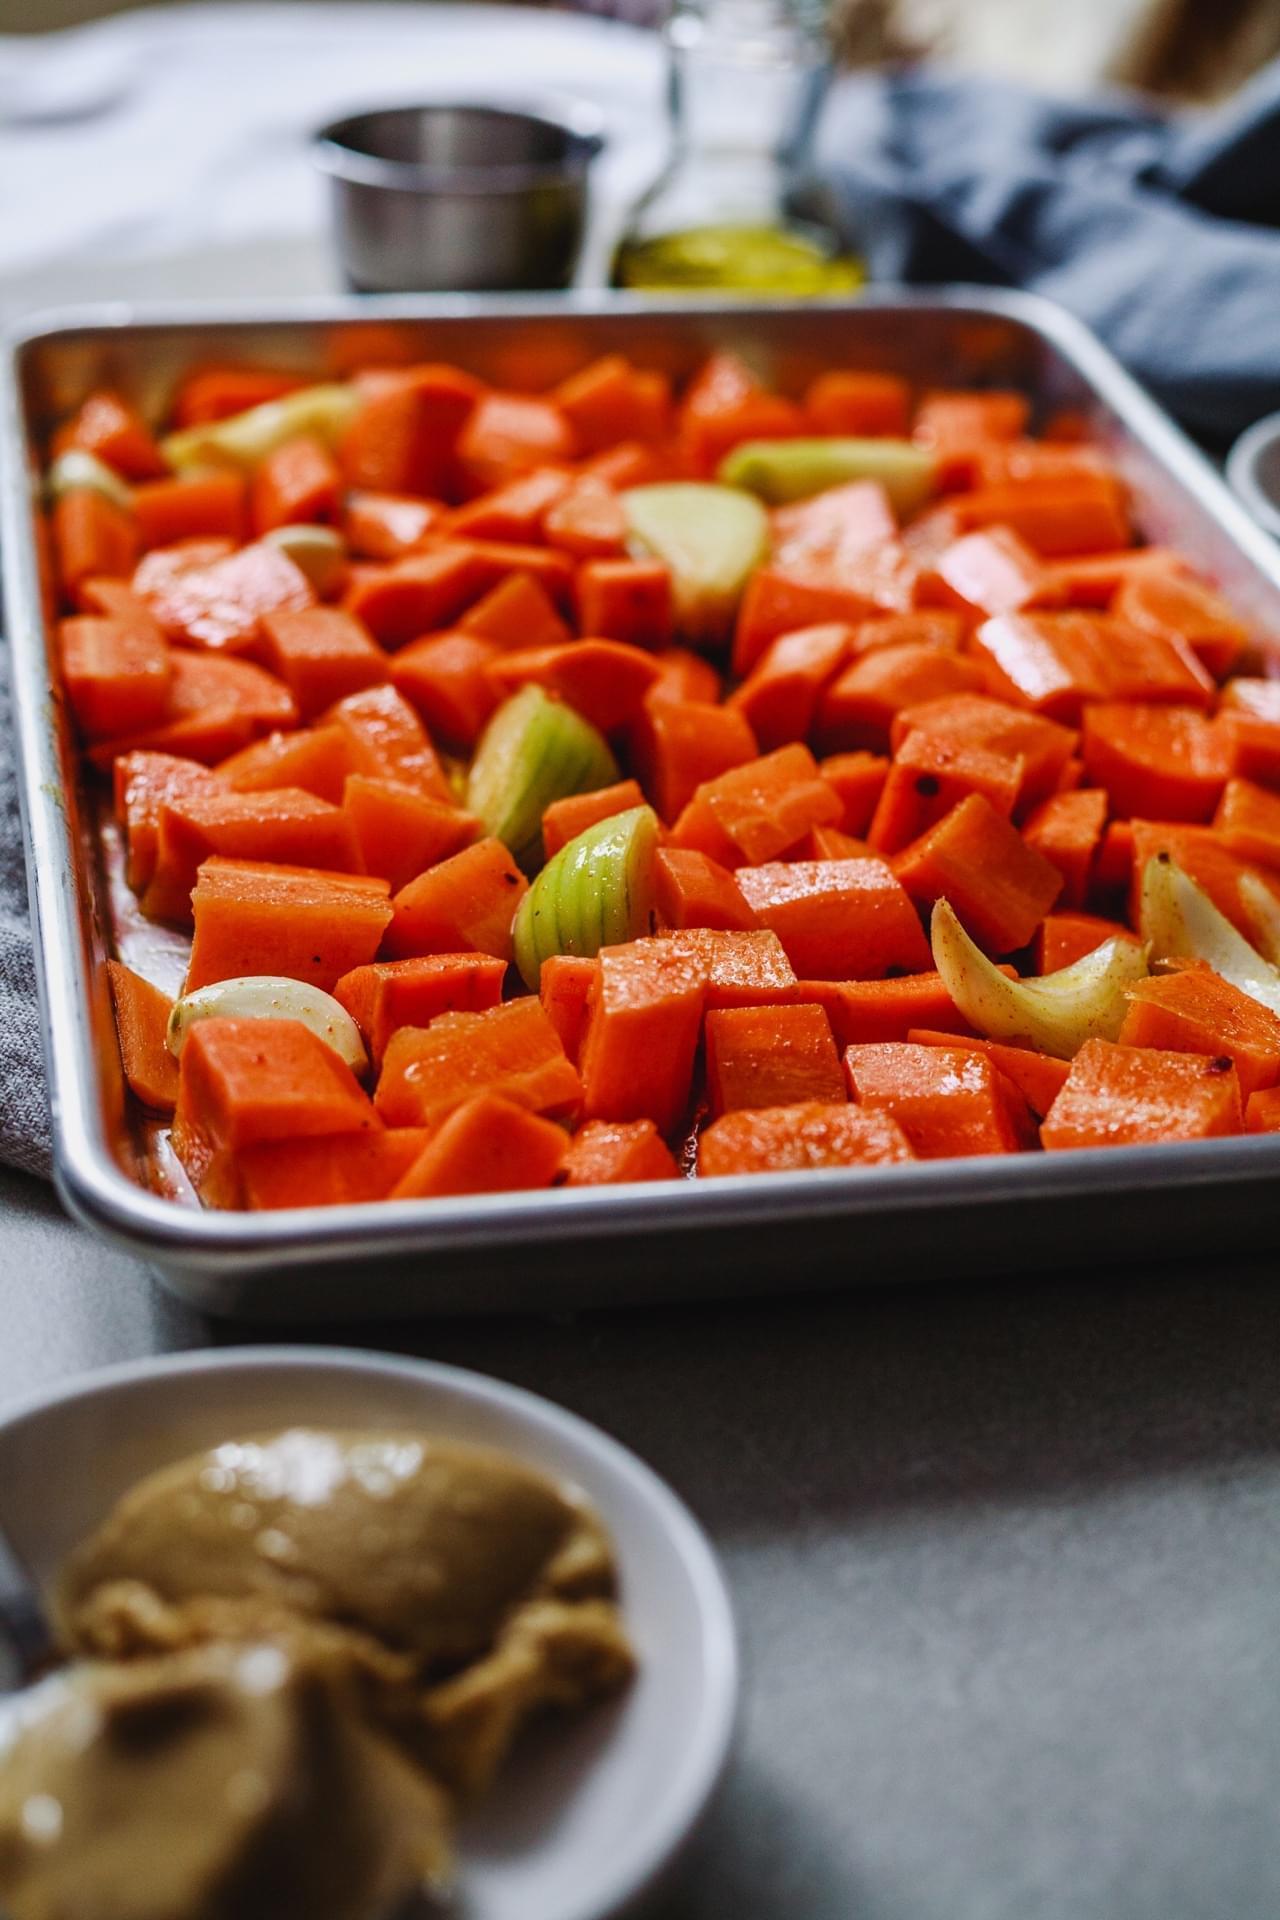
[612,0,861,296]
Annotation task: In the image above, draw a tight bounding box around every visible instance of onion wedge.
[930,898,1149,1059]
[167,975,368,1075]
[1139,856,1280,1018]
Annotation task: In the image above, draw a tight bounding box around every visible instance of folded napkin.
[813,58,1280,443]
[0,671,51,1180]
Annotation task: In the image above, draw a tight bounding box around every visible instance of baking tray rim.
[7,283,1280,1280]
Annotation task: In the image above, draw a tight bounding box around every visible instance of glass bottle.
[612,0,861,295]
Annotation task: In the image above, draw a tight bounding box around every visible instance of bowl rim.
[1226,408,1280,540]
[0,1344,739,1920]
[313,98,607,196]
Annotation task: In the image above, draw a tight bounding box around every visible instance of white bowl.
[0,1347,738,1920]
[1227,410,1280,540]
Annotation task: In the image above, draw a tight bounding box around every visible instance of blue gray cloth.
[812,60,1280,444]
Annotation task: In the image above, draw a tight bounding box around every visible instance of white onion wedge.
[46,449,133,510]
[160,383,361,473]
[262,523,348,596]
[1139,856,1280,1017]
[930,898,1149,1059]
[167,975,368,1074]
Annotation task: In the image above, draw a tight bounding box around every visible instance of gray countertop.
[3,1162,1278,1919]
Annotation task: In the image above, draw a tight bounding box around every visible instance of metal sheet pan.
[7,288,1280,1321]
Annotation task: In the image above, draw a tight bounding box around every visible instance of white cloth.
[0,2,666,319]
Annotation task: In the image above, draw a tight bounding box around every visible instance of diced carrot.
[540,953,596,1063]
[144,786,363,923]
[804,371,911,437]
[1217,710,1280,788]
[453,392,577,496]
[923,526,1060,619]
[867,728,1022,855]
[54,389,165,481]
[1021,787,1107,908]
[1118,966,1280,1101]
[1246,1087,1280,1133]
[52,491,139,601]
[78,578,152,622]
[542,478,628,560]
[630,698,757,824]
[132,536,236,594]
[666,928,797,1008]
[705,1003,845,1115]
[88,650,299,770]
[446,539,576,612]
[1041,548,1193,608]
[172,365,309,428]
[904,1027,1070,1118]
[1115,570,1247,680]
[576,558,674,650]
[560,1118,678,1185]
[971,611,1213,721]
[729,623,851,751]
[542,780,647,859]
[343,775,478,893]
[582,440,676,490]
[1035,911,1138,973]
[343,491,444,561]
[134,472,248,551]
[796,825,871,859]
[234,1129,433,1209]
[257,606,388,719]
[59,613,171,741]
[937,476,1132,555]
[698,1100,915,1176]
[799,972,984,1046]
[139,540,315,653]
[173,1016,379,1188]
[653,847,760,932]
[914,389,1030,450]
[1091,820,1136,900]
[105,959,179,1112]
[734,566,887,679]
[344,543,491,648]
[554,355,671,451]
[340,364,483,497]
[736,856,931,979]
[968,441,1115,488]
[845,1041,1034,1157]
[334,952,506,1065]
[384,837,527,962]
[458,570,571,650]
[1082,704,1231,822]
[849,612,965,657]
[819,751,890,835]
[1213,778,1280,870]
[1040,1037,1243,1149]
[217,725,351,804]
[579,938,707,1134]
[645,648,722,708]
[770,483,897,570]
[251,433,342,534]
[391,1093,567,1198]
[895,793,1062,953]
[448,466,571,543]
[391,632,499,749]
[892,693,1078,810]
[114,750,216,892]
[678,351,805,474]
[324,684,450,800]
[817,644,986,753]
[376,998,581,1129]
[486,639,659,734]
[671,743,841,868]
[186,860,392,993]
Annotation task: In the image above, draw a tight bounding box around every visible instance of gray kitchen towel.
[812,59,1280,444]
[0,656,51,1179]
